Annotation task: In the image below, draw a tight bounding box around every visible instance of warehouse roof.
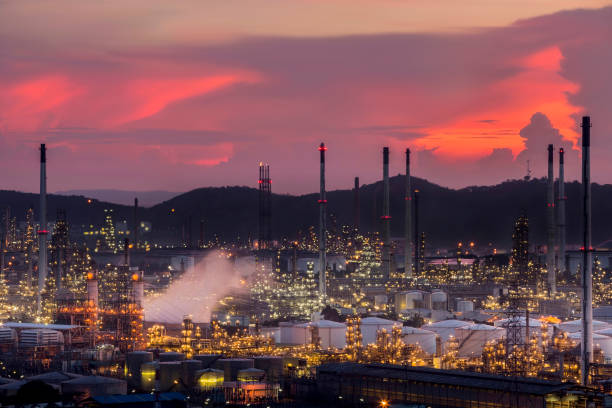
[317,363,579,396]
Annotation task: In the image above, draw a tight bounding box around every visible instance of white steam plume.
[143,250,250,323]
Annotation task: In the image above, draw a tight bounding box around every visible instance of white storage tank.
[422,319,473,342]
[431,291,447,311]
[558,319,609,333]
[396,291,430,313]
[401,327,438,354]
[596,328,612,338]
[456,300,474,313]
[19,329,64,347]
[360,317,400,345]
[455,324,505,357]
[568,332,612,359]
[288,323,312,345]
[279,322,310,345]
[310,320,346,349]
[261,327,280,343]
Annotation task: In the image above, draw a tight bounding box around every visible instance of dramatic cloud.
[0,3,610,193]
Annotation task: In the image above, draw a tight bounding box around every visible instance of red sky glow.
[0,1,611,195]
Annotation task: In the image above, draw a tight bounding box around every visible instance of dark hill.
[2,177,611,249]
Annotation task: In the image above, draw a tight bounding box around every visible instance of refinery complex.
[0,117,610,407]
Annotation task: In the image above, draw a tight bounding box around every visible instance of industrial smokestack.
[547,144,556,294]
[405,148,412,278]
[557,148,566,277]
[318,143,327,298]
[353,177,360,231]
[124,238,130,267]
[381,147,391,280]
[37,144,48,317]
[133,198,139,250]
[581,116,593,386]
[414,190,420,277]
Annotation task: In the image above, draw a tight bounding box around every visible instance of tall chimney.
[37,144,48,317]
[353,177,360,231]
[133,198,139,250]
[581,116,593,385]
[318,143,327,298]
[405,148,412,278]
[547,144,556,294]
[414,190,420,277]
[381,147,391,280]
[124,238,130,267]
[557,148,566,277]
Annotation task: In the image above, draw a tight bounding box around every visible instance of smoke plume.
[143,250,249,323]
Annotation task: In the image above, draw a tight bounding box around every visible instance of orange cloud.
[112,74,260,126]
[1,75,82,132]
[411,46,581,159]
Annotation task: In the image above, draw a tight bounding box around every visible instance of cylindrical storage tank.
[279,322,294,344]
[158,362,182,392]
[422,320,473,342]
[196,368,224,390]
[253,356,283,380]
[455,324,506,358]
[140,362,158,392]
[212,358,254,381]
[596,328,612,338]
[181,360,203,388]
[61,376,127,396]
[431,291,447,311]
[312,320,346,349]
[456,300,474,313]
[126,351,153,389]
[159,352,186,362]
[558,319,609,334]
[261,327,280,343]
[289,323,311,345]
[374,295,388,307]
[405,291,424,309]
[360,317,399,345]
[401,327,438,354]
[237,368,265,383]
[569,332,612,360]
[193,354,222,368]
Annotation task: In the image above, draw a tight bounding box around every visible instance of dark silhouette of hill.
[2,177,612,249]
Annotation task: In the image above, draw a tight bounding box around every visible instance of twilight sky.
[0,1,611,194]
